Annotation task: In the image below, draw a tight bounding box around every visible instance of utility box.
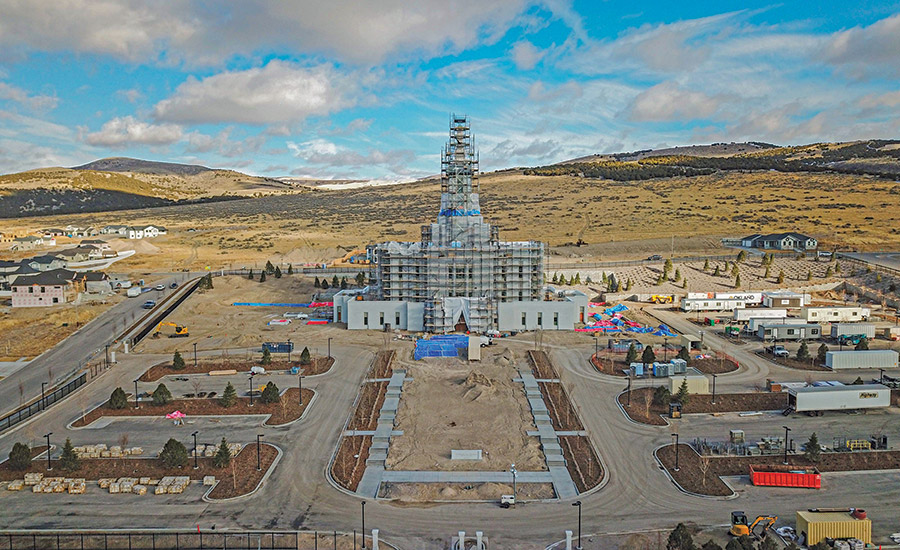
[467,336,481,361]
[796,510,871,546]
[825,350,899,370]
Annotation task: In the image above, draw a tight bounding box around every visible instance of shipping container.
[825,350,899,370]
[802,306,871,323]
[668,368,709,394]
[788,384,890,413]
[714,292,763,304]
[762,291,807,308]
[733,308,788,322]
[749,465,820,488]
[757,323,822,341]
[830,323,876,339]
[796,510,871,546]
[747,317,807,333]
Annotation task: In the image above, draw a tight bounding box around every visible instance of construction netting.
[414,334,469,360]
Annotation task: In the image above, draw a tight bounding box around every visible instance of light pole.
[510,463,518,504]
[256,434,262,471]
[361,501,366,550]
[192,431,199,469]
[105,343,110,369]
[328,337,333,359]
[298,373,304,406]
[134,379,139,409]
[880,369,885,385]
[41,382,47,410]
[671,433,680,471]
[699,330,704,348]
[627,375,632,406]
[287,339,292,363]
[193,343,198,367]
[663,337,669,362]
[44,433,52,470]
[249,374,255,406]
[572,500,582,550]
[783,426,791,465]
[711,374,717,405]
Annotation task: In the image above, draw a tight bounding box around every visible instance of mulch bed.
[539,382,584,431]
[618,387,788,426]
[348,382,387,431]
[559,436,603,493]
[528,350,558,379]
[367,350,395,378]
[140,357,335,382]
[72,388,315,427]
[0,443,277,500]
[755,352,829,371]
[331,435,371,492]
[657,444,900,496]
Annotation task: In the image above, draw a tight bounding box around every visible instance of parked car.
[169,282,178,289]
[154,284,165,291]
[765,345,789,358]
[647,254,662,261]
[141,300,156,309]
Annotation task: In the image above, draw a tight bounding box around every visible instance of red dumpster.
[750,465,821,488]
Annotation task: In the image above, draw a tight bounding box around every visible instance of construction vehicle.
[730,512,777,539]
[838,334,866,346]
[329,249,370,268]
[649,295,673,304]
[152,322,189,338]
[499,495,516,508]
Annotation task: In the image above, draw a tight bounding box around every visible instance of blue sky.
[1,1,899,180]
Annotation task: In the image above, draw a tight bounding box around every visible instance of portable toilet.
[631,362,644,377]
[669,402,682,418]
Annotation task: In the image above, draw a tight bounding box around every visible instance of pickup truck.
[765,345,789,358]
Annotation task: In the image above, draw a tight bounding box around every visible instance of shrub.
[340,277,348,289]
[172,350,185,370]
[213,438,232,468]
[220,382,237,408]
[287,264,293,275]
[355,272,365,286]
[299,346,311,365]
[855,337,869,350]
[804,432,821,463]
[652,386,671,406]
[260,347,272,365]
[677,346,690,363]
[320,278,329,289]
[331,275,339,287]
[274,266,282,278]
[265,260,275,274]
[260,381,280,404]
[666,523,694,550]
[314,276,320,288]
[152,383,172,406]
[259,271,267,283]
[108,387,128,409]
[159,438,188,468]
[8,442,31,471]
[796,341,810,361]
[59,438,80,471]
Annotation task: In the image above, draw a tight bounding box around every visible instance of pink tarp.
[165,411,186,419]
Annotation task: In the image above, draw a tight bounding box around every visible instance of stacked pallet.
[25,477,86,494]
[192,443,243,458]
[7,480,25,491]
[154,476,190,494]
[24,473,44,485]
[73,444,144,459]
[202,476,216,486]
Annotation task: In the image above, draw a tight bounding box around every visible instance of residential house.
[43,228,67,237]
[740,232,817,251]
[10,236,44,251]
[0,261,37,291]
[80,239,110,250]
[141,225,167,237]
[74,227,98,238]
[101,225,128,236]
[55,246,102,263]
[25,255,68,272]
[126,226,145,239]
[11,268,83,307]
[82,271,112,294]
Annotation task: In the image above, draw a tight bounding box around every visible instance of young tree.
[666,523,694,550]
[108,387,128,409]
[265,260,275,274]
[573,273,581,285]
[663,258,673,277]
[331,275,339,287]
[287,264,293,275]
[641,346,656,364]
[777,270,785,284]
[713,265,720,277]
[807,270,812,281]
[855,337,869,350]
[816,343,828,365]
[804,432,821,463]
[355,272,366,286]
[758,537,778,550]
[248,269,254,280]
[259,271,267,283]
[260,347,272,365]
[320,278,329,289]
[764,265,771,278]
[674,268,681,282]
[675,379,690,406]
[8,442,31,470]
[59,438,80,471]
[220,382,237,408]
[152,383,172,406]
[625,279,633,291]
[703,258,710,271]
[552,273,559,284]
[834,263,841,274]
[260,381,280,404]
[159,438,188,468]
[314,276,321,288]
[625,343,638,364]
[213,437,232,468]
[172,350,185,370]
[274,266,282,279]
[731,263,739,277]
[299,346,311,365]
[600,272,607,284]
[655,274,664,286]
[796,341,810,361]
[677,346,691,363]
[852,376,864,385]
[652,386,671,406]
[736,250,747,263]
[340,277,348,289]
[734,273,741,288]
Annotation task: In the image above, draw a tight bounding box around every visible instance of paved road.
[842,252,900,272]
[0,272,194,418]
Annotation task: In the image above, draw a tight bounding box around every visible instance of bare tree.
[698,454,711,489]
[119,433,130,467]
[190,377,203,397]
[18,381,24,406]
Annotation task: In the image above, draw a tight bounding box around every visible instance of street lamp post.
[134,379,139,409]
[671,433,680,471]
[105,344,110,369]
[328,337,333,359]
[663,337,669,362]
[783,426,792,465]
[44,433,52,470]
[41,382,47,410]
[193,343,198,367]
[627,375,632,406]
[572,500,582,550]
[510,463,518,504]
[880,369,885,385]
[298,373,304,406]
[256,434,262,471]
[287,339,292,363]
[192,431,199,469]
[249,374,255,406]
[361,501,366,550]
[711,374,717,405]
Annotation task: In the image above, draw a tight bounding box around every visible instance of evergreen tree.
[777,270,785,284]
[299,346,311,365]
[852,376,864,385]
[259,271,267,283]
[703,258,709,271]
[713,265,720,277]
[340,277,348,289]
[666,523,695,550]
[274,266,282,278]
[356,272,366,286]
[260,381,280,404]
[260,347,272,365]
[731,263,739,277]
[674,268,681,282]
[625,279,633,291]
[855,337,869,350]
[213,438,232,468]
[219,382,237,408]
[641,346,656,364]
[332,275,339,287]
[655,274,664,286]
[8,442,31,471]
[108,387,128,409]
[804,432,821,463]
[320,278,329,289]
[806,270,812,281]
[675,379,690,405]
[314,276,321,288]
[152,383,172,406]
[734,273,741,288]
[625,343,638,364]
[796,341,810,361]
[607,274,618,292]
[682,278,688,289]
[265,260,275,274]
[700,541,723,550]
[172,350,185,370]
[573,273,581,285]
[615,279,624,292]
[248,269,254,280]
[159,438,188,468]
[764,265,771,278]
[816,343,828,365]
[834,263,841,274]
[59,438,80,471]
[552,273,559,284]
[600,272,607,284]
[652,385,671,406]
[677,346,690,363]
[663,258,673,277]
[736,250,747,262]
[287,264,293,275]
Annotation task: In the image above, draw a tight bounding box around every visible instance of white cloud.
[857,91,900,110]
[0,82,58,111]
[185,129,267,158]
[288,138,417,175]
[490,137,561,161]
[511,40,544,70]
[153,61,353,125]
[115,88,143,103]
[823,14,900,77]
[85,116,183,147]
[0,138,77,172]
[627,82,722,122]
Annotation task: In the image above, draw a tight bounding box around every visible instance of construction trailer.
[825,350,899,370]
[747,317,807,334]
[762,291,807,308]
[668,367,709,394]
[679,334,701,350]
[801,306,871,323]
[688,291,763,304]
[830,323,876,340]
[788,384,890,414]
[756,323,822,341]
[681,298,749,312]
[796,510,871,546]
[733,308,788,322]
[881,327,900,341]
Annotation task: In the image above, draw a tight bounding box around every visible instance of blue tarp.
[653,324,678,337]
[603,304,628,316]
[414,335,470,360]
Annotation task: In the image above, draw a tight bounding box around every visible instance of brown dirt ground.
[657,443,900,496]
[755,352,830,372]
[347,382,387,431]
[367,350,395,378]
[560,436,603,493]
[139,356,334,382]
[72,388,314,427]
[385,348,545,472]
[592,351,739,378]
[0,443,277,500]
[619,387,788,426]
[378,482,555,501]
[528,350,558,379]
[539,382,584,431]
[331,435,371,492]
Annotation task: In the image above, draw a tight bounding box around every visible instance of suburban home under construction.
[333,116,587,333]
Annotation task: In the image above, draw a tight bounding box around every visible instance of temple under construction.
[333,116,587,333]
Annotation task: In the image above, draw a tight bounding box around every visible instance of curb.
[202,443,283,502]
[613,388,670,428]
[264,390,318,428]
[651,444,738,500]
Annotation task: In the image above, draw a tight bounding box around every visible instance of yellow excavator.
[730,511,777,539]
[152,322,189,338]
[649,295,674,304]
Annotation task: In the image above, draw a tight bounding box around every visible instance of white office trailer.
[825,350,899,370]
[681,298,749,312]
[757,323,822,341]
[747,317,808,333]
[801,306,871,323]
[788,384,890,414]
[830,323,876,339]
[762,291,808,308]
[733,308,788,322]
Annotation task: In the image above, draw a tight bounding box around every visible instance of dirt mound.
[462,371,496,402]
[494,347,515,366]
[464,371,493,388]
